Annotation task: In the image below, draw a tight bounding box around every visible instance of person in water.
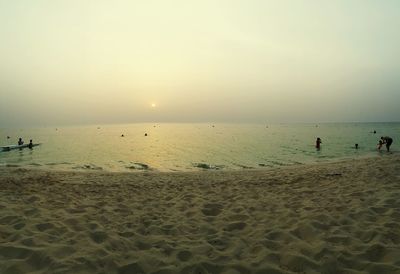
[355,143,359,149]
[28,139,33,149]
[377,140,383,150]
[316,137,322,149]
[380,136,393,152]
[18,138,24,145]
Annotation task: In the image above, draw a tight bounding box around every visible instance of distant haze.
[1,1,399,127]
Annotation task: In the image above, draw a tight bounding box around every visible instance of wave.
[72,164,103,171]
[5,164,20,167]
[45,162,73,166]
[126,162,150,170]
[28,163,42,166]
[193,163,224,170]
[233,163,254,169]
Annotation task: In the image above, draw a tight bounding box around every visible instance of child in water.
[377,140,383,150]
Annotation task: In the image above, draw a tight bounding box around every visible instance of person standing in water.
[380,136,393,152]
[18,138,24,145]
[316,137,322,149]
[28,140,33,149]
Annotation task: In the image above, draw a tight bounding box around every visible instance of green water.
[0,123,398,172]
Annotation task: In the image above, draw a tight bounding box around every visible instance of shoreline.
[1,154,400,273]
[0,150,389,174]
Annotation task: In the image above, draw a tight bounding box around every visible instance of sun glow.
[151,103,156,108]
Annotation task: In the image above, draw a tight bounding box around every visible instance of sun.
[151,103,156,108]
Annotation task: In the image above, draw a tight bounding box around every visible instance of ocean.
[0,123,398,172]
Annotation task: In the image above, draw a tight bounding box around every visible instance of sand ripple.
[1,155,400,273]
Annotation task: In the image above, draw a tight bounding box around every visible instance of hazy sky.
[0,0,399,126]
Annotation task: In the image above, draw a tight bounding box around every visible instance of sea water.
[0,123,398,172]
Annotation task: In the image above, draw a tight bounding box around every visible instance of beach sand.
[1,154,400,274]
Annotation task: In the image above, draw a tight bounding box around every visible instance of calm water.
[0,123,398,172]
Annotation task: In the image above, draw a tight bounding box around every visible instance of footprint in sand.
[224,221,247,231]
[176,250,192,262]
[36,222,55,232]
[201,203,223,216]
[117,262,145,274]
[90,231,108,244]
[0,246,33,259]
[13,222,26,230]
[207,237,230,251]
[0,215,24,225]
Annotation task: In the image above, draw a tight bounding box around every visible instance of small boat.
[0,144,40,152]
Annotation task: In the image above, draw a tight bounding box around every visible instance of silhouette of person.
[381,136,393,152]
[377,140,383,150]
[316,137,322,149]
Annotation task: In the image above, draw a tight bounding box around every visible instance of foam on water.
[0,123,399,172]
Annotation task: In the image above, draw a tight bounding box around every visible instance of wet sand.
[1,154,400,273]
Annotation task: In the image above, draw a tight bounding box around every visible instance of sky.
[0,0,399,126]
